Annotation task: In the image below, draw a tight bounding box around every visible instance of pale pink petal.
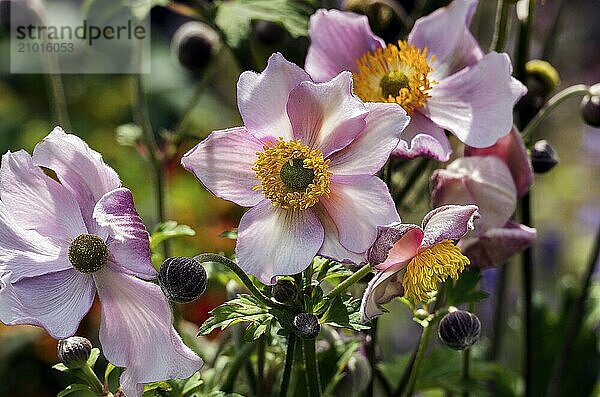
[181,127,264,207]
[430,157,517,235]
[460,221,537,268]
[408,0,483,80]
[465,126,533,198]
[237,53,311,140]
[306,9,385,82]
[369,223,423,271]
[1,150,87,240]
[0,202,70,282]
[315,205,366,265]
[392,111,452,161]
[94,269,202,397]
[236,200,324,284]
[286,72,367,157]
[32,127,121,231]
[93,188,155,279]
[0,269,95,339]
[320,175,399,254]
[425,52,527,148]
[420,205,480,247]
[360,267,404,322]
[329,102,408,175]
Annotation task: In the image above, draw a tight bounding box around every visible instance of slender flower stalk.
[257,335,266,397]
[366,318,379,397]
[303,338,322,397]
[326,264,373,299]
[280,334,296,397]
[490,0,512,52]
[521,84,591,143]
[462,347,470,397]
[402,323,433,397]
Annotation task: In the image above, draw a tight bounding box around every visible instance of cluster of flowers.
[0,0,536,395]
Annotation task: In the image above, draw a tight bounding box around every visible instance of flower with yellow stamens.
[361,205,479,322]
[306,1,526,162]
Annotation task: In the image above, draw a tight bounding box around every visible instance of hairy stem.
[366,318,379,397]
[303,338,322,397]
[490,0,512,52]
[280,334,296,397]
[402,323,433,397]
[326,264,373,299]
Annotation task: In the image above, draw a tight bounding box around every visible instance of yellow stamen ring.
[402,240,469,302]
[353,40,436,115]
[253,139,331,210]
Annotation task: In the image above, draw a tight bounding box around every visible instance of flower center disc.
[402,240,469,302]
[253,139,331,210]
[353,40,436,114]
[68,234,109,274]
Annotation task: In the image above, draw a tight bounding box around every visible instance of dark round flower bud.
[438,310,481,350]
[158,257,207,303]
[525,60,560,98]
[253,20,286,45]
[171,21,220,74]
[581,84,600,128]
[293,313,320,339]
[531,140,559,174]
[272,279,296,302]
[57,336,92,369]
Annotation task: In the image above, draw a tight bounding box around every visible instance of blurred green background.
[0,0,598,396]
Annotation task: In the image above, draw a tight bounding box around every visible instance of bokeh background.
[0,0,598,395]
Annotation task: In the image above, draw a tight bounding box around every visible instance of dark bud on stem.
[517,60,560,125]
[253,20,287,45]
[272,279,296,303]
[58,336,92,369]
[158,257,207,303]
[293,313,320,339]
[438,310,481,350]
[531,140,559,174]
[171,21,220,75]
[581,83,600,128]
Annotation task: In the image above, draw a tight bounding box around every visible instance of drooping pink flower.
[0,128,202,397]
[182,53,409,284]
[305,0,526,161]
[361,205,479,321]
[430,127,536,267]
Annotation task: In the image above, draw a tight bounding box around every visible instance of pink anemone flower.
[0,128,202,397]
[361,205,480,321]
[305,0,526,161]
[431,127,537,267]
[182,53,409,284]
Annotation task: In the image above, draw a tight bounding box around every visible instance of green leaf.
[142,381,172,394]
[198,294,273,336]
[444,269,489,306]
[320,295,369,331]
[150,220,196,251]
[181,372,204,396]
[57,384,95,397]
[86,348,100,368]
[214,0,310,48]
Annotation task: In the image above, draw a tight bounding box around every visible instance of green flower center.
[279,158,315,191]
[380,71,410,99]
[68,234,109,274]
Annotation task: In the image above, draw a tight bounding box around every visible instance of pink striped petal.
[360,267,404,322]
[369,223,423,271]
[420,205,480,247]
[94,268,202,397]
[306,9,385,82]
[236,200,324,284]
[315,206,366,265]
[392,111,452,161]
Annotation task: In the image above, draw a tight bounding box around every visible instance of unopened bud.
[438,310,481,350]
[531,140,559,174]
[272,279,296,302]
[57,336,92,369]
[253,20,286,45]
[158,257,207,303]
[581,84,600,128]
[525,60,560,98]
[171,21,220,74]
[293,313,320,339]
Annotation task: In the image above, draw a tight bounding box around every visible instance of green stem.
[520,192,534,397]
[303,338,322,397]
[172,63,216,138]
[365,318,379,397]
[490,265,508,361]
[280,334,296,397]
[546,225,600,397]
[257,335,266,397]
[80,364,104,396]
[46,73,71,131]
[462,346,470,397]
[490,0,512,52]
[194,253,287,310]
[514,0,535,83]
[402,323,433,397]
[521,84,591,143]
[222,342,256,392]
[325,264,373,299]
